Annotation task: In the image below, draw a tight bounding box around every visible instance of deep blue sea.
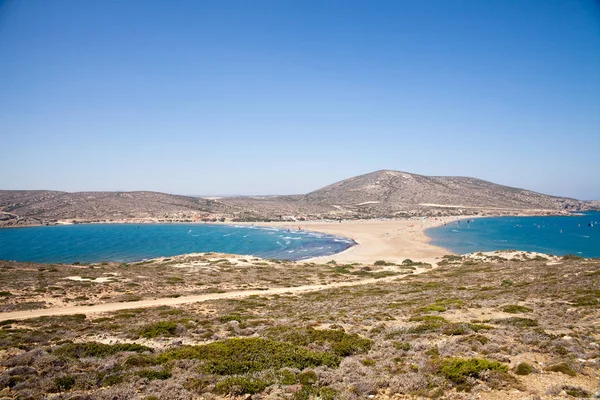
[426,211,600,258]
[0,223,355,264]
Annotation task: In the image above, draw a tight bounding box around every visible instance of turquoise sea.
[426,211,600,258]
[0,223,355,264]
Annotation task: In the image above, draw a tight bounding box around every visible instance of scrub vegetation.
[0,253,598,399]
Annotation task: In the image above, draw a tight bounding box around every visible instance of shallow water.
[426,211,600,257]
[0,223,355,263]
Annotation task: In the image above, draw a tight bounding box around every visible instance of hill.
[0,170,596,226]
[301,170,588,216]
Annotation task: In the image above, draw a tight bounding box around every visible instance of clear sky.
[1,0,599,199]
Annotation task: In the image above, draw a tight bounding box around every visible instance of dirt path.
[0,270,427,322]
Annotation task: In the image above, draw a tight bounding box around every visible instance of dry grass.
[0,255,598,399]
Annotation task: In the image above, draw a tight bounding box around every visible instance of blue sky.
[1,0,599,199]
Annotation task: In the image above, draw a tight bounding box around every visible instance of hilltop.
[1,170,597,226]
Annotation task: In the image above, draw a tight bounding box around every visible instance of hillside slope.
[1,170,596,226]
[302,170,585,214]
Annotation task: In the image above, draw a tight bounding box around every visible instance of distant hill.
[0,191,232,226]
[1,170,597,226]
[301,170,587,214]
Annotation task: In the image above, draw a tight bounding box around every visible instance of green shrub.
[562,254,583,260]
[501,305,533,314]
[219,314,245,323]
[419,304,447,313]
[493,317,538,327]
[514,362,534,375]
[441,323,492,336]
[545,362,577,376]
[54,342,152,358]
[138,321,179,338]
[0,291,12,297]
[123,354,158,367]
[440,358,508,384]
[166,276,184,284]
[419,298,464,314]
[298,370,318,385]
[409,315,447,323]
[501,279,514,287]
[563,386,590,397]
[374,260,394,266]
[571,295,599,307]
[278,369,298,385]
[295,385,338,400]
[137,368,172,380]
[393,341,411,351]
[54,375,76,391]
[214,376,268,395]
[442,255,463,262]
[157,338,339,374]
[101,373,124,386]
[406,320,491,336]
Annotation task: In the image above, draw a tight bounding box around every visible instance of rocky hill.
[1,170,596,226]
[0,191,232,227]
[301,170,589,215]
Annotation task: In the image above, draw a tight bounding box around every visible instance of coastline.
[243,216,479,264]
[0,216,480,265]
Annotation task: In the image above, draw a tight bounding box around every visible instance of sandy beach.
[247,216,477,264]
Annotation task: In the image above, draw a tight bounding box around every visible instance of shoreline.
[4,212,595,264]
[0,217,470,265]
[242,216,479,264]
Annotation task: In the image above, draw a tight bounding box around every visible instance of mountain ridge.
[1,170,597,226]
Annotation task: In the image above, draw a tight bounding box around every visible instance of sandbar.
[248,216,477,264]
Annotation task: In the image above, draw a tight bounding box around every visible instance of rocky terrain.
[0,252,598,399]
[1,170,597,226]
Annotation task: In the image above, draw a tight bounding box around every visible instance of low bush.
[545,362,577,376]
[374,260,394,266]
[137,368,172,380]
[514,362,534,375]
[440,357,508,384]
[562,254,583,260]
[214,376,269,395]
[138,321,179,338]
[53,375,76,392]
[54,342,152,358]
[295,385,338,400]
[563,386,591,397]
[501,305,533,314]
[157,338,339,374]
[492,317,538,328]
[393,341,411,351]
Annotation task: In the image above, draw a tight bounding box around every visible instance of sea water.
[0,223,355,263]
[426,211,600,258]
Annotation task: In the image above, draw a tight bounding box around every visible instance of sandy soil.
[245,216,476,264]
[0,266,435,322]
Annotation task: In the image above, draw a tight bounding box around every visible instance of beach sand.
[249,216,477,264]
